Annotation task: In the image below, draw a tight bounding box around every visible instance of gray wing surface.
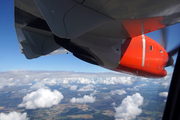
[15,0,180,68]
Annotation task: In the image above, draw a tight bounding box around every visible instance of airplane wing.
[14,0,180,76]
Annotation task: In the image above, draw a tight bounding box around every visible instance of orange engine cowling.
[113,35,168,78]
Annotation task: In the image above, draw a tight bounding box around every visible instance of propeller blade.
[171,64,175,67]
[165,56,174,67]
[168,45,180,57]
[160,27,179,67]
[160,28,168,50]
[166,45,180,67]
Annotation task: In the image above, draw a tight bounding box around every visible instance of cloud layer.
[70,95,96,104]
[114,93,143,120]
[0,70,172,91]
[159,92,168,97]
[0,111,29,120]
[18,88,64,109]
[0,70,144,88]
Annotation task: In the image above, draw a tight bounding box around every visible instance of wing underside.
[15,0,180,67]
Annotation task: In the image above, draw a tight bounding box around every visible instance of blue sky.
[0,0,179,73]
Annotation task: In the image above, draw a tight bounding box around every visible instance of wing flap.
[15,27,64,59]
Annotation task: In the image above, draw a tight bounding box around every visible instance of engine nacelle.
[113,35,168,78]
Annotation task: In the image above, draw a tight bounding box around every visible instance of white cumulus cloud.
[104,95,111,99]
[0,111,29,120]
[159,92,168,97]
[77,84,95,91]
[110,89,127,95]
[18,89,31,93]
[127,84,148,91]
[114,93,143,120]
[70,95,96,104]
[18,88,64,109]
[70,85,77,91]
[111,102,116,106]
[30,82,48,90]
